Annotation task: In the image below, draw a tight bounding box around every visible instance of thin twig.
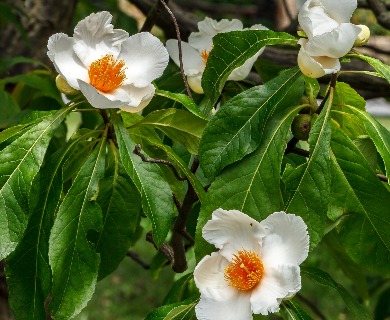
[146,232,174,263]
[159,0,193,98]
[285,137,310,157]
[99,109,116,143]
[127,251,150,269]
[140,0,166,32]
[316,73,338,114]
[133,144,186,181]
[377,173,389,183]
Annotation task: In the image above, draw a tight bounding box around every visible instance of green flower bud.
[354,25,370,46]
[55,75,79,95]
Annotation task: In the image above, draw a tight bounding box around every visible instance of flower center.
[88,54,126,92]
[200,49,210,66]
[224,249,264,291]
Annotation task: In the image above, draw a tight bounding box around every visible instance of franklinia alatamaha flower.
[297,0,363,78]
[166,17,267,94]
[47,11,169,112]
[194,209,309,320]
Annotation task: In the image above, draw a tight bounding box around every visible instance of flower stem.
[316,73,338,115]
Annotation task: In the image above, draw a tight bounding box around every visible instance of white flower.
[47,11,169,112]
[297,0,361,77]
[166,17,267,94]
[194,209,309,320]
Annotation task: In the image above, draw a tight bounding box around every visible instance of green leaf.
[284,94,333,248]
[329,126,390,275]
[95,141,141,279]
[163,273,194,305]
[6,131,96,320]
[0,105,73,259]
[303,76,320,108]
[349,53,390,84]
[202,29,297,109]
[145,298,198,320]
[280,300,314,320]
[0,90,20,128]
[254,58,286,82]
[134,108,207,154]
[196,104,303,260]
[48,134,107,319]
[0,56,46,76]
[112,112,175,246]
[199,67,303,178]
[301,267,371,319]
[155,89,207,120]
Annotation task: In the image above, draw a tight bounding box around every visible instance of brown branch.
[377,173,389,183]
[358,0,390,9]
[140,0,167,32]
[285,137,310,157]
[366,0,390,29]
[159,0,193,98]
[177,1,258,17]
[126,251,150,269]
[133,144,186,181]
[146,231,174,263]
[99,109,116,143]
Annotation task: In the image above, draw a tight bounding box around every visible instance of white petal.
[202,209,265,261]
[47,33,88,89]
[297,40,340,78]
[260,212,309,267]
[250,264,301,315]
[305,23,361,58]
[189,17,243,52]
[166,40,204,76]
[298,0,339,38]
[321,0,357,23]
[119,32,169,87]
[78,80,128,109]
[73,11,129,66]
[196,292,252,320]
[118,84,155,113]
[187,75,204,94]
[194,252,236,301]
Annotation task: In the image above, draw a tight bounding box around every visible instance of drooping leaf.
[301,267,371,319]
[112,111,175,247]
[155,89,207,120]
[0,105,73,259]
[196,104,303,260]
[134,108,208,154]
[199,67,303,178]
[145,298,198,320]
[329,126,390,275]
[283,94,333,248]
[48,134,107,319]
[280,300,314,320]
[6,131,97,320]
[95,141,141,279]
[349,53,390,84]
[202,29,297,109]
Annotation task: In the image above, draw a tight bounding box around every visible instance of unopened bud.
[55,75,79,95]
[354,25,370,46]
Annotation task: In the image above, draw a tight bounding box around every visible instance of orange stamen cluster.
[224,249,264,291]
[200,49,210,66]
[88,54,126,92]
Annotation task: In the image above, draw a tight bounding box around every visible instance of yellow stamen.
[224,249,264,291]
[200,49,210,66]
[88,54,126,92]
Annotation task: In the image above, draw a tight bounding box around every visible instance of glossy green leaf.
[6,131,96,320]
[48,134,107,319]
[95,141,141,279]
[199,67,303,178]
[112,112,175,247]
[281,301,314,320]
[0,105,73,259]
[163,273,194,305]
[349,53,390,84]
[134,108,207,154]
[330,127,390,275]
[196,104,303,260]
[155,89,207,120]
[202,29,297,109]
[145,298,198,320]
[284,95,333,248]
[301,267,371,319]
